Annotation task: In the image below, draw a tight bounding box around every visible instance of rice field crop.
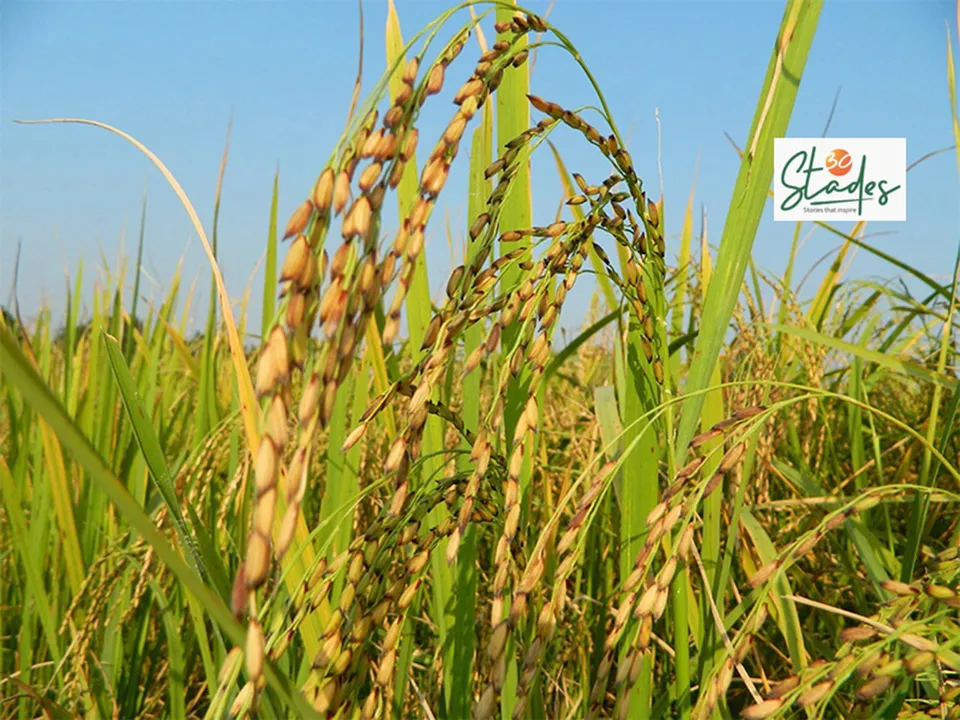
[1,1,959,718]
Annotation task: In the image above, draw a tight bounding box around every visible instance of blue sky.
[2,0,958,339]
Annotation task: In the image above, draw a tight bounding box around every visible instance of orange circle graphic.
[825,149,852,177]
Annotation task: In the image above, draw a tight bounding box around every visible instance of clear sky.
[2,0,958,339]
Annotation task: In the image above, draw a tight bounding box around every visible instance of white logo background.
[773,138,906,222]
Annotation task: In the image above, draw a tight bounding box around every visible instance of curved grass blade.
[102,330,207,581]
[12,117,261,460]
